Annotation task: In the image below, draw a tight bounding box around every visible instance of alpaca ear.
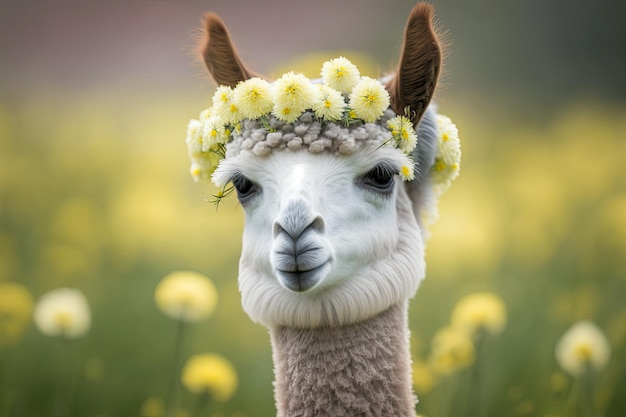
[199,13,260,87]
[386,3,442,124]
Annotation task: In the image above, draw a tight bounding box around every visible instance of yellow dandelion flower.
[429,326,475,375]
[202,117,227,151]
[212,86,242,125]
[387,115,418,154]
[181,353,238,401]
[272,103,300,123]
[0,282,34,346]
[312,85,345,121]
[436,114,461,166]
[555,320,611,376]
[272,72,316,117]
[400,163,415,181]
[348,76,390,123]
[33,288,91,339]
[434,159,447,172]
[155,271,218,322]
[140,396,165,417]
[430,157,459,195]
[233,77,273,119]
[212,85,231,107]
[412,360,435,394]
[189,152,220,182]
[429,113,461,195]
[321,56,360,94]
[198,107,212,121]
[549,371,569,394]
[450,292,507,337]
[185,119,204,155]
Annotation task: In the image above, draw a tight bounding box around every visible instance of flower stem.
[57,336,76,417]
[580,363,596,417]
[165,319,186,417]
[192,390,210,417]
[467,331,485,417]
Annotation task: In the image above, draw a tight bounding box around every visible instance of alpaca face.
[213,145,426,328]
[198,3,443,328]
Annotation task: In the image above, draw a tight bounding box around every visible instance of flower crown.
[185,57,461,200]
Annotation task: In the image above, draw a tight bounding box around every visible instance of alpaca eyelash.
[358,161,399,196]
[364,161,401,178]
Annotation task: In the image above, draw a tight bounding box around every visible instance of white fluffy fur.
[213,145,426,328]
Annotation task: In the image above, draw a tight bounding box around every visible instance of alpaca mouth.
[276,261,330,293]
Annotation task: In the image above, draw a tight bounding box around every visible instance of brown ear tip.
[202,12,227,34]
[410,2,435,23]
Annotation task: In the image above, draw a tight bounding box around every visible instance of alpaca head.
[190,4,458,329]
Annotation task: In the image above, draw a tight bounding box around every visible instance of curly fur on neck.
[271,302,416,417]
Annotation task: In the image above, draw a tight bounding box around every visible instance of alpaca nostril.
[273,221,285,239]
[311,215,325,233]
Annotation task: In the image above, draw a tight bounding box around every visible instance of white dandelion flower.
[33,288,91,339]
[555,320,611,376]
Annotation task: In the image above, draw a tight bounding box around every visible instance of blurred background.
[0,0,624,416]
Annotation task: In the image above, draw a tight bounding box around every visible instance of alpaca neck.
[269,302,416,417]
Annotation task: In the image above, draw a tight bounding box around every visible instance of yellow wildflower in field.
[412,360,435,394]
[549,371,569,394]
[140,396,165,417]
[0,282,34,345]
[155,271,218,322]
[181,353,238,401]
[33,288,91,338]
[450,292,507,337]
[555,320,611,376]
[429,326,475,375]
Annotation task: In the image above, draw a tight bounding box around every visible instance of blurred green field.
[0,83,624,417]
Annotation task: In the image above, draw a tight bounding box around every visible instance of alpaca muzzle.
[270,197,331,292]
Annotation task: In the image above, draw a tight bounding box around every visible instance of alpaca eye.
[232,174,259,204]
[360,164,397,195]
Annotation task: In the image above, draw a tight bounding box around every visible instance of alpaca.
[189,4,458,416]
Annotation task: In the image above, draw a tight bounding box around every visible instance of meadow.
[0,79,624,417]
